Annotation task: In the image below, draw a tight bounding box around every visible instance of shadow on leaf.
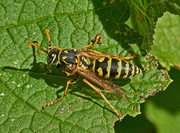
[91,0,143,51]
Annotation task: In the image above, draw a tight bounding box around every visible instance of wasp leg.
[117,53,138,60]
[42,75,80,109]
[56,65,73,76]
[83,78,124,121]
[82,33,102,51]
[56,64,69,75]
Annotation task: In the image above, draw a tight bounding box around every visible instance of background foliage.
[0,0,179,132]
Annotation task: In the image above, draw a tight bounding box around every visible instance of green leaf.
[150,12,180,70]
[129,0,180,50]
[145,102,180,133]
[0,0,172,132]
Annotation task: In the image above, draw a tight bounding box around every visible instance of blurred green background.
[115,67,180,133]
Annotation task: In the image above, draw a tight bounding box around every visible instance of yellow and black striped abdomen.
[89,57,142,79]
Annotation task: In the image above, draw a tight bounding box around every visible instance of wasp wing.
[77,49,126,60]
[77,67,127,95]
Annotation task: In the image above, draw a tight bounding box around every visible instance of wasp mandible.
[28,29,142,121]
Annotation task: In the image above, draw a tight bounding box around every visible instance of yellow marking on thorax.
[90,60,96,72]
[62,56,67,60]
[82,57,88,64]
[80,57,89,69]
[63,50,68,53]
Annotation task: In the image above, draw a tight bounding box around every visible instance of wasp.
[28,29,142,121]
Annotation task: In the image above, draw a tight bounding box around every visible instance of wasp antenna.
[28,42,48,54]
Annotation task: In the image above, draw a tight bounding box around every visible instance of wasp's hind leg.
[116,53,138,61]
[83,78,124,121]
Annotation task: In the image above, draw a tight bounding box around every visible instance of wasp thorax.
[47,48,60,65]
[60,49,77,65]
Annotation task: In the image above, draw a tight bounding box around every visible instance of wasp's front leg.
[42,74,80,109]
[56,64,70,76]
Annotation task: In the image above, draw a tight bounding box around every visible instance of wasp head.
[47,48,60,72]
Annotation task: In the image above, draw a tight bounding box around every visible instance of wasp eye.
[47,53,54,64]
[47,49,58,65]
